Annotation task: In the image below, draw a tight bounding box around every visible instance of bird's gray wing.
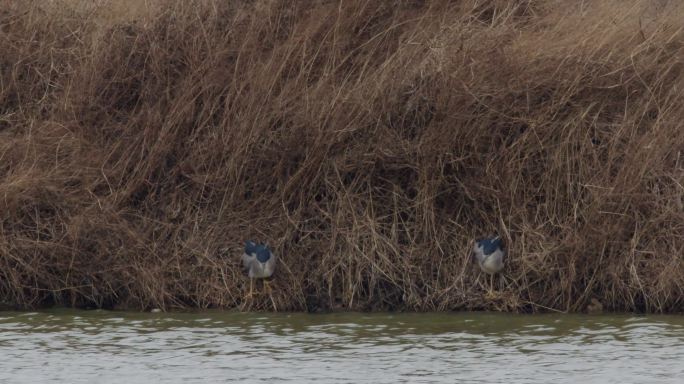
[241,252,256,270]
[489,248,505,264]
[472,244,486,264]
[263,253,277,277]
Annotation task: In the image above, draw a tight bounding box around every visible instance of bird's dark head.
[477,237,503,255]
[254,244,272,263]
[245,240,272,262]
[244,240,257,254]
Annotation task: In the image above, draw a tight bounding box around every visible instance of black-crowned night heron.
[473,236,505,291]
[242,240,276,298]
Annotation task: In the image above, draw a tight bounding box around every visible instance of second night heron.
[473,236,505,291]
[242,240,276,297]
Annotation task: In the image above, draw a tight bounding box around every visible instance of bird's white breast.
[480,249,504,274]
[247,253,277,278]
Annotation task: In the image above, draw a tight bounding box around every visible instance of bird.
[473,236,505,292]
[242,240,276,298]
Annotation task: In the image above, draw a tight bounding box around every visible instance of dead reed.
[0,0,682,312]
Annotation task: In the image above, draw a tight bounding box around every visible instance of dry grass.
[0,0,682,312]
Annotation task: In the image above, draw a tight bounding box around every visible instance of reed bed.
[0,0,682,312]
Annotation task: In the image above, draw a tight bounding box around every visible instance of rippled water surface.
[1,310,683,383]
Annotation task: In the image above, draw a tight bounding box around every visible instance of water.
[0,310,682,383]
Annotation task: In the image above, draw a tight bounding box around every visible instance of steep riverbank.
[1,0,682,313]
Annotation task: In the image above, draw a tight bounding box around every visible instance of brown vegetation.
[0,0,682,313]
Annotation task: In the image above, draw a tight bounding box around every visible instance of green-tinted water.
[1,310,682,383]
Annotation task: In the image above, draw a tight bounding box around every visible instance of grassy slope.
[0,0,682,312]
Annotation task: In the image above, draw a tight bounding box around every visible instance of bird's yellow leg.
[264,279,272,295]
[476,272,486,291]
[245,278,254,300]
[484,274,496,300]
